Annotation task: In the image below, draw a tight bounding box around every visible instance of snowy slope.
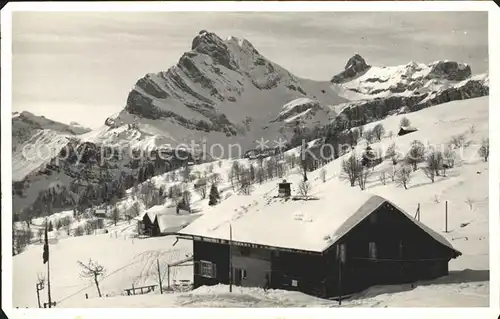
[12,111,90,151]
[12,96,488,308]
[57,279,488,307]
[12,111,92,181]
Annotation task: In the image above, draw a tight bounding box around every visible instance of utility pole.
[445,201,448,233]
[36,283,43,308]
[167,265,170,290]
[229,224,233,293]
[156,259,163,294]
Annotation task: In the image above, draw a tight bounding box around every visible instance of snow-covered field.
[13,96,489,308]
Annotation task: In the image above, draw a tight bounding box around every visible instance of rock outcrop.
[331,53,371,84]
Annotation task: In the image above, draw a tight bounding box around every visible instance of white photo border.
[1,1,499,319]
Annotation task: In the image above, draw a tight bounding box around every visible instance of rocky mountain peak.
[331,53,371,84]
[427,60,472,81]
[344,53,368,71]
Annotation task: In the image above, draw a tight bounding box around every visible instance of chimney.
[278,179,291,198]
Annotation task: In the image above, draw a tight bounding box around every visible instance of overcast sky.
[12,11,488,128]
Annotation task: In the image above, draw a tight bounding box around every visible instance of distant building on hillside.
[176,186,461,298]
[135,205,200,237]
[398,126,418,136]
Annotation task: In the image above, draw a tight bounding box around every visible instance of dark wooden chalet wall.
[323,201,455,296]
[191,201,457,298]
[193,240,230,288]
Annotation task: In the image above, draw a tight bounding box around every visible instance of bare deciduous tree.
[78,259,106,298]
[240,172,254,195]
[363,129,375,144]
[357,167,371,190]
[358,125,365,141]
[195,178,208,199]
[379,171,387,185]
[450,134,466,149]
[130,202,141,217]
[320,168,327,183]
[386,142,400,165]
[372,124,386,141]
[389,166,397,182]
[478,138,489,162]
[395,165,412,190]
[298,180,312,198]
[181,190,192,212]
[443,147,456,174]
[207,173,223,186]
[405,140,425,171]
[341,153,363,187]
[111,206,120,226]
[423,150,444,183]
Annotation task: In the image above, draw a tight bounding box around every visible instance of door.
[233,268,246,286]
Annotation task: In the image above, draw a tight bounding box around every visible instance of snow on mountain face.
[113,30,346,151]
[272,97,335,128]
[12,111,90,151]
[330,54,488,128]
[11,34,489,220]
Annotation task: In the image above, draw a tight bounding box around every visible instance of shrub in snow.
[74,225,84,237]
[465,198,474,210]
[395,165,412,190]
[478,138,489,162]
[298,180,312,198]
[400,117,411,128]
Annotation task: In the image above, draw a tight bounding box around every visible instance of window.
[199,260,217,278]
[291,279,298,287]
[369,242,377,259]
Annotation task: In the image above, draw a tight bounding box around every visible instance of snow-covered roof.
[399,126,418,131]
[179,185,459,254]
[138,204,202,234]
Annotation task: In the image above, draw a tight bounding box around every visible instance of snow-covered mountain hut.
[177,186,461,298]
